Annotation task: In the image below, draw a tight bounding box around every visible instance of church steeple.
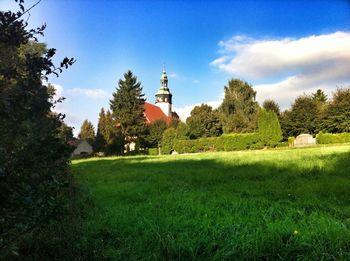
[155,66,172,117]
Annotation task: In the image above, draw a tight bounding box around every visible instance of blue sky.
[1,0,350,135]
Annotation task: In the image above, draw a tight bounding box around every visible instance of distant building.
[144,66,179,124]
[69,139,93,157]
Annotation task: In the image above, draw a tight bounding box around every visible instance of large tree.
[262,99,280,117]
[321,87,350,133]
[281,95,320,137]
[146,119,167,153]
[78,119,95,143]
[94,108,107,152]
[219,79,259,133]
[186,104,222,139]
[0,1,74,254]
[110,70,146,151]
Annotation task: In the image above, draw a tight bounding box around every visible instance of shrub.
[316,132,350,144]
[148,148,158,155]
[288,137,295,147]
[162,128,177,154]
[173,133,261,154]
[258,109,282,147]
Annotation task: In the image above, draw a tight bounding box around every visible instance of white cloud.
[67,88,109,99]
[174,100,221,122]
[211,31,350,109]
[193,79,200,84]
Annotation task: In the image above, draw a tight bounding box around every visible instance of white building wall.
[157,102,172,117]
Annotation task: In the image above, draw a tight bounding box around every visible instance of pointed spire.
[162,63,166,73]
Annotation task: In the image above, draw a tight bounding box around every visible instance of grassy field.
[70,145,350,260]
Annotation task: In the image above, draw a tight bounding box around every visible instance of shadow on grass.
[19,150,350,260]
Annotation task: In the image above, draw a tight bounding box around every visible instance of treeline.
[79,73,350,155]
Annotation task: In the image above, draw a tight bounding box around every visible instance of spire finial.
[162,63,166,73]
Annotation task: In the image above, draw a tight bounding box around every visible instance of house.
[69,139,93,157]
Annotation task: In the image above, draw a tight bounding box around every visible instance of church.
[144,67,179,124]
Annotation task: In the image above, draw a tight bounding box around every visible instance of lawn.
[71,145,350,260]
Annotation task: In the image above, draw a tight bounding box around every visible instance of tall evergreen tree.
[78,119,95,143]
[219,79,259,133]
[94,108,107,152]
[110,70,146,151]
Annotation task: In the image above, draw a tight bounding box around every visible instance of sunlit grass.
[72,145,350,260]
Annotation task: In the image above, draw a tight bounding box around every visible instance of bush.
[173,133,261,154]
[147,148,158,155]
[316,132,350,144]
[288,137,295,147]
[258,109,282,147]
[162,128,177,154]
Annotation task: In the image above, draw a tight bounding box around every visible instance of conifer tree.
[110,70,146,151]
[94,108,107,152]
[219,79,259,133]
[78,119,95,143]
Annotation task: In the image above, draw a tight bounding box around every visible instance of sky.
[1,0,350,135]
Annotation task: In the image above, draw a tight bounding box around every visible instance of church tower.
[155,66,172,117]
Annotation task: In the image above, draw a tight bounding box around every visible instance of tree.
[312,89,327,103]
[110,70,146,152]
[186,104,222,139]
[58,122,74,143]
[258,109,282,147]
[262,99,280,116]
[146,119,167,153]
[94,108,107,152]
[78,119,95,144]
[0,0,74,254]
[281,95,320,137]
[161,127,177,154]
[321,87,350,133]
[175,121,190,140]
[219,79,259,133]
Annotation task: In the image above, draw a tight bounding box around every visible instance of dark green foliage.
[258,109,282,147]
[78,119,95,144]
[161,122,190,154]
[110,70,146,151]
[71,146,350,260]
[321,88,350,133]
[94,108,107,152]
[186,104,222,139]
[312,89,327,103]
[161,127,177,154]
[262,99,280,116]
[0,1,74,257]
[316,132,350,144]
[173,133,261,153]
[146,119,167,150]
[57,121,74,143]
[281,95,320,137]
[219,79,259,133]
[175,121,190,140]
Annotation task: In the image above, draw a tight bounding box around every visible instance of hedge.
[173,133,262,154]
[316,132,350,144]
[147,148,158,155]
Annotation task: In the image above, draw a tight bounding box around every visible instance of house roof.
[144,102,172,124]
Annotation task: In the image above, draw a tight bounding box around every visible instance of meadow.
[66,145,350,260]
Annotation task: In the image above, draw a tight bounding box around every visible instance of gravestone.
[294,134,316,147]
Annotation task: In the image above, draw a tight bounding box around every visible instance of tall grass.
[68,145,350,260]
[19,145,350,260]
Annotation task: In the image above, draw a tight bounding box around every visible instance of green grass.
[71,145,350,260]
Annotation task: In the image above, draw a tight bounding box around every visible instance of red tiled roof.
[144,102,172,124]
